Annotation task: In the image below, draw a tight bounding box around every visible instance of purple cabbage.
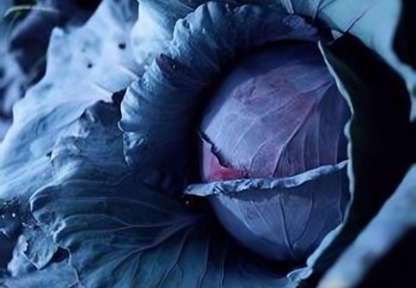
[188,42,351,262]
[200,42,350,180]
[0,0,415,287]
[1,2,314,287]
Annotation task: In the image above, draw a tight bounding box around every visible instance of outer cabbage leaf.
[274,1,416,286]
[280,0,416,121]
[0,0,26,140]
[0,0,139,275]
[1,2,320,287]
[0,0,103,140]
[318,165,416,288]
[4,254,79,288]
[297,34,414,287]
[3,97,295,288]
[130,0,274,74]
[4,229,78,288]
[0,234,13,269]
[0,0,139,204]
[0,42,24,140]
[8,0,100,77]
[120,2,319,192]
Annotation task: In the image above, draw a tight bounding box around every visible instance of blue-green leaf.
[4,96,296,288]
[120,2,319,192]
[283,0,416,120]
[318,164,416,288]
[299,33,414,287]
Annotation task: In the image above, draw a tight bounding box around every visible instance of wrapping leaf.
[130,0,274,74]
[318,164,416,288]
[120,2,319,192]
[187,161,349,262]
[297,34,414,287]
[276,1,416,286]
[282,0,416,121]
